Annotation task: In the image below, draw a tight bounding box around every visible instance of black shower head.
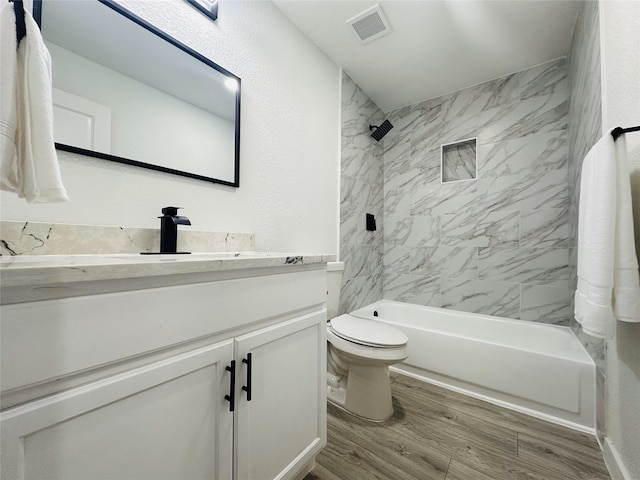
[369,120,393,141]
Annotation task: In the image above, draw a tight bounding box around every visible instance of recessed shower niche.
[441,138,477,183]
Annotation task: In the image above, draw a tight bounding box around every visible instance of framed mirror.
[35,0,241,187]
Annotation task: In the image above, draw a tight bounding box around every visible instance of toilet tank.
[326,262,345,319]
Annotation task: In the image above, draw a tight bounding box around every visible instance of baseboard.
[602,437,633,480]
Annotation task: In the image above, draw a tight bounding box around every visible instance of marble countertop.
[0,253,335,303]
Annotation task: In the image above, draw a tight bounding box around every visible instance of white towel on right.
[575,130,640,339]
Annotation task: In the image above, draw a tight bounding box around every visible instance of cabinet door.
[235,310,327,480]
[1,341,234,480]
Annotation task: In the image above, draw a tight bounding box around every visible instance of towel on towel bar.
[0,2,68,203]
[575,130,640,338]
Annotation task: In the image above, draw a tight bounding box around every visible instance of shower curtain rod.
[612,125,640,141]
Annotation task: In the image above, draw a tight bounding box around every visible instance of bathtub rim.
[350,299,594,365]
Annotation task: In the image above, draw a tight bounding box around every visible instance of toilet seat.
[330,314,408,347]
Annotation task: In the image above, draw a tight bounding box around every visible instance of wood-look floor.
[305,373,610,480]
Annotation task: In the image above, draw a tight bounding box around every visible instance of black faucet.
[159,206,191,253]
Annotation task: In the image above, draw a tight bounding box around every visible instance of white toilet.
[326,262,409,421]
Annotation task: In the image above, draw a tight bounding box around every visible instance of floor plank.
[307,373,610,480]
[303,462,343,480]
[444,459,503,480]
[517,433,611,480]
[392,373,600,450]
[391,376,518,456]
[319,402,450,480]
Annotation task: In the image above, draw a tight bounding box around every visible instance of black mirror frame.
[186,0,218,22]
[34,0,241,188]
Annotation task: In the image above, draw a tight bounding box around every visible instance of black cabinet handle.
[242,353,252,401]
[225,360,236,412]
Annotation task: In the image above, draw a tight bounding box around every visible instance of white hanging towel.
[1,2,19,187]
[575,130,640,339]
[0,2,68,203]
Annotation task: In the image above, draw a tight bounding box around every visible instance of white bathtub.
[350,300,595,432]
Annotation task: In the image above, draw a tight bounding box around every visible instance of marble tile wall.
[566,0,605,413]
[339,72,385,314]
[0,221,255,255]
[382,58,571,324]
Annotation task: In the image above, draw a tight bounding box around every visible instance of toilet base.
[327,364,394,422]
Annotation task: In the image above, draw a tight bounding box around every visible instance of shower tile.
[410,246,477,281]
[520,285,571,325]
[575,326,605,368]
[383,187,411,217]
[409,98,444,156]
[477,169,568,214]
[383,137,415,192]
[339,214,358,258]
[412,146,442,186]
[520,208,569,248]
[342,73,381,127]
[440,74,519,122]
[339,274,383,315]
[442,139,477,182]
[518,58,569,101]
[342,142,383,186]
[440,210,519,247]
[342,178,382,230]
[339,177,362,247]
[384,132,411,166]
[479,92,568,144]
[386,103,422,146]
[342,243,383,280]
[438,112,485,148]
[569,247,578,291]
[369,194,385,235]
[384,215,439,247]
[477,130,568,178]
[411,178,478,216]
[442,278,520,318]
[382,273,441,307]
[340,175,364,220]
[568,188,581,247]
[478,246,569,286]
[383,243,411,274]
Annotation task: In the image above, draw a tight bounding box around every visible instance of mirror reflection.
[38,0,241,186]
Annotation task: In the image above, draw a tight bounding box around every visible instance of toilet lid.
[330,314,408,347]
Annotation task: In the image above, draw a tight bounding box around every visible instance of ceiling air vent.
[347,4,391,44]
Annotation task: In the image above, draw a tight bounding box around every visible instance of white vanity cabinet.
[0,263,328,480]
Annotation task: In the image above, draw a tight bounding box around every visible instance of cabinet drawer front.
[1,269,326,392]
[1,341,234,480]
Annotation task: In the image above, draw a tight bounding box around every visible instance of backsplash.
[0,221,255,255]
[382,58,571,324]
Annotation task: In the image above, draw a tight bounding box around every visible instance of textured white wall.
[1,0,341,254]
[599,1,640,478]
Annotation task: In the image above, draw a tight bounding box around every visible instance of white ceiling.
[273,0,582,113]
